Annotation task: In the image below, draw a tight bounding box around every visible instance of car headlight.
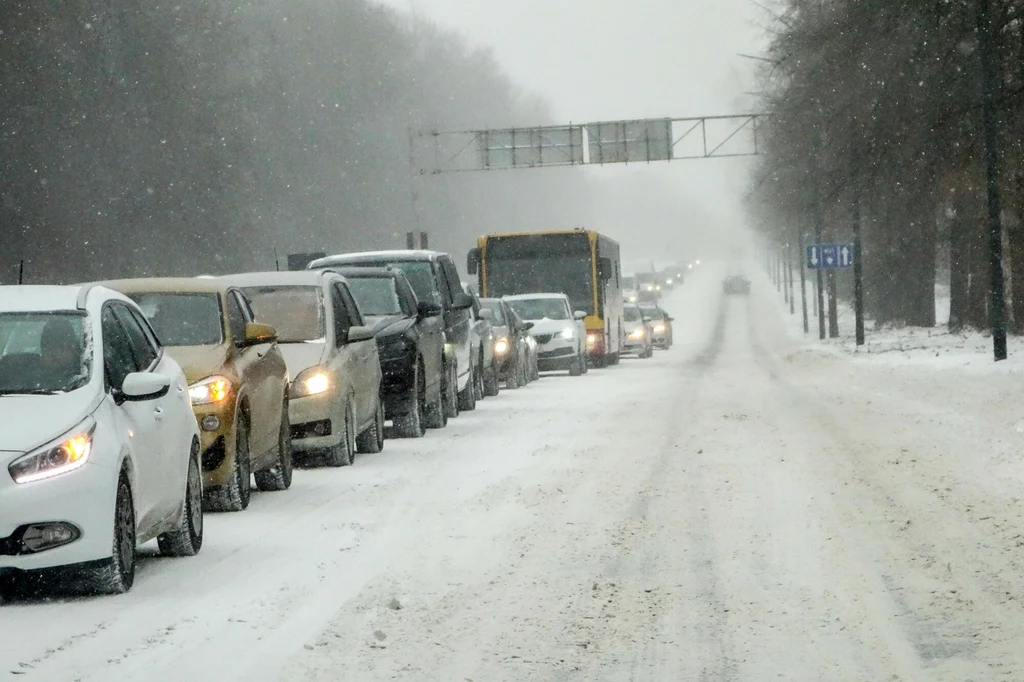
[9,418,96,484]
[292,367,330,398]
[560,328,575,339]
[653,324,666,333]
[666,278,673,285]
[189,376,232,405]
[494,338,510,355]
[586,333,597,345]
[630,328,645,339]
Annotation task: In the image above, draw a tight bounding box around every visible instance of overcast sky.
[376,0,769,267]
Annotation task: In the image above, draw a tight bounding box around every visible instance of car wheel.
[442,358,459,419]
[483,364,500,397]
[356,399,385,453]
[396,362,428,437]
[473,355,485,401]
[206,417,252,512]
[159,442,205,557]
[581,349,589,374]
[255,399,293,491]
[80,473,136,595]
[531,356,540,380]
[458,361,477,411]
[568,356,583,376]
[506,362,520,389]
[324,402,355,467]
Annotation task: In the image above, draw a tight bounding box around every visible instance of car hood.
[0,390,100,454]
[491,324,511,339]
[624,320,645,333]
[366,314,414,337]
[277,342,328,377]
[526,319,575,336]
[165,344,230,384]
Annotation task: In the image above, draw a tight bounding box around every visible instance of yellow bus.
[467,229,624,366]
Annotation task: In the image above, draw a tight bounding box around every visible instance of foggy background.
[1,1,764,283]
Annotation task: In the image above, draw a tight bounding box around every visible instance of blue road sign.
[807,243,854,269]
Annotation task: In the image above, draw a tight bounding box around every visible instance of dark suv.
[309,250,476,418]
[329,267,446,437]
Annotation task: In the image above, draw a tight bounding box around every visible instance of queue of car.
[0,246,678,597]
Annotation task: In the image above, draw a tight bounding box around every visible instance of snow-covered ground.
[4,263,1024,681]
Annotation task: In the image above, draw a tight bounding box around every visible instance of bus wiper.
[0,388,60,396]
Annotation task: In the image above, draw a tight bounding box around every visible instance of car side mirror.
[452,292,474,310]
[347,325,375,343]
[116,372,170,404]
[239,322,277,347]
[573,310,587,320]
[666,316,674,322]
[417,300,442,319]
[478,308,494,322]
[643,316,653,323]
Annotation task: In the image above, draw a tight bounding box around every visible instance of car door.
[405,278,443,394]
[438,256,471,384]
[332,281,377,429]
[230,289,280,457]
[225,290,275,457]
[325,281,357,426]
[102,304,167,530]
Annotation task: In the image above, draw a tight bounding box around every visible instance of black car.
[309,250,477,418]
[328,267,446,438]
[723,275,751,295]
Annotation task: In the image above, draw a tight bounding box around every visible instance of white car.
[504,293,588,376]
[0,285,203,595]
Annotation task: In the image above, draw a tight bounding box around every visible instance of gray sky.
[377,0,768,267]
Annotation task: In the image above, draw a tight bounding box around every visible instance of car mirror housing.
[452,292,474,310]
[117,372,171,404]
[239,322,277,347]
[417,300,443,318]
[478,308,494,322]
[347,325,376,343]
[523,321,535,331]
[573,310,587,320]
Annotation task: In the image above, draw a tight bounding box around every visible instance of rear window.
[129,293,223,346]
[241,286,324,342]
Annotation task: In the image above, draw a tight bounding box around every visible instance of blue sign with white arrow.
[806,243,854,269]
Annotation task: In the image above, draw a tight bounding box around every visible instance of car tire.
[80,473,136,595]
[396,363,428,437]
[458,362,477,411]
[255,400,294,491]
[506,363,520,389]
[324,403,355,467]
[568,357,583,376]
[356,399,385,453]
[159,442,205,557]
[581,350,589,374]
[608,352,620,365]
[473,355,485,401]
[483,364,500,397]
[206,417,252,512]
[442,359,459,419]
[531,356,540,380]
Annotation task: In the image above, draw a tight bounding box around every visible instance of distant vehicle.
[635,272,661,303]
[467,230,623,367]
[724,275,751,295]
[480,297,533,389]
[224,271,384,466]
[621,303,654,358]
[104,278,293,511]
[661,266,684,289]
[309,250,476,417]
[505,293,588,376]
[465,285,500,398]
[515,307,540,381]
[328,267,446,438]
[0,285,203,594]
[638,303,674,349]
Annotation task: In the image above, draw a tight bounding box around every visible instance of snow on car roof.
[310,250,440,267]
[503,293,568,301]
[99,276,231,295]
[0,285,85,312]
[219,271,342,288]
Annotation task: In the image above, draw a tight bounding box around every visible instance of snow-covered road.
[4,264,1024,681]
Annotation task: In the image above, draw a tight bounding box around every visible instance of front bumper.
[0,460,116,572]
[289,390,342,452]
[193,400,238,489]
[621,337,649,355]
[537,345,577,371]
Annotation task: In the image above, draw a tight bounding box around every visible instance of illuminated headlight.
[189,376,231,405]
[666,278,673,285]
[653,324,666,333]
[292,367,330,398]
[9,419,95,484]
[560,328,575,339]
[494,338,510,355]
[629,328,645,339]
[655,285,661,291]
[645,285,654,291]
[586,333,597,345]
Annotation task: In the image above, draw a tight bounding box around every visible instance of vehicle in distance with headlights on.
[479,297,533,389]
[505,293,588,376]
[224,271,384,467]
[638,303,674,349]
[465,285,499,398]
[329,267,446,438]
[0,285,203,595]
[104,278,293,512]
[622,303,654,358]
[723,275,751,295]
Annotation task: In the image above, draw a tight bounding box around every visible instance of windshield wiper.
[0,388,60,396]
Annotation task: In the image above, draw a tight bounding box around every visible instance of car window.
[506,298,571,321]
[233,290,256,322]
[440,258,462,304]
[102,306,141,389]
[336,283,364,326]
[346,277,403,316]
[226,291,248,343]
[111,303,159,370]
[330,284,354,346]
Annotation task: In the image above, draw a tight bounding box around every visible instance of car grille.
[534,334,553,344]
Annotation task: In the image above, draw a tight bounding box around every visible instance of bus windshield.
[485,233,594,314]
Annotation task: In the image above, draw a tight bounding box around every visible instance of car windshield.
[0,312,91,394]
[345,261,440,306]
[128,293,223,346]
[481,301,507,326]
[240,286,324,342]
[623,306,643,322]
[506,298,570,321]
[346,277,403,316]
[640,307,663,319]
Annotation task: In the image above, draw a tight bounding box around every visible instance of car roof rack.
[76,283,99,311]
